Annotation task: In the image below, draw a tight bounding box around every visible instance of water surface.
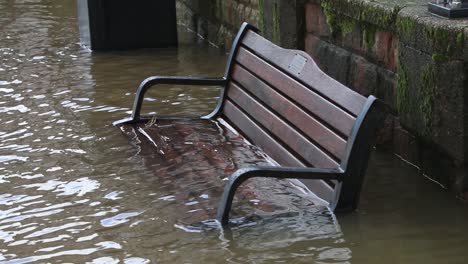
[0,1,468,263]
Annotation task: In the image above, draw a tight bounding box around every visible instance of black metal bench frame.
[114,23,386,226]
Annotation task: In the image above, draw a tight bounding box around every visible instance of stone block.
[347,54,378,96]
[207,22,221,46]
[319,0,400,30]
[223,28,235,50]
[176,1,196,29]
[376,67,396,110]
[250,0,259,7]
[393,122,419,166]
[463,176,468,201]
[376,114,395,148]
[464,27,468,62]
[304,33,351,85]
[316,41,352,85]
[398,44,466,163]
[304,33,321,61]
[195,17,207,38]
[419,144,454,188]
[305,3,318,33]
[305,3,331,37]
[340,26,364,54]
[248,9,260,27]
[373,30,398,71]
[397,6,468,62]
[452,167,467,197]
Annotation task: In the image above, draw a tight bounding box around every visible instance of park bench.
[114,22,386,226]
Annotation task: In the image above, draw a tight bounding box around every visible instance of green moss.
[457,31,464,49]
[397,61,410,114]
[421,25,466,63]
[321,1,356,36]
[363,25,376,49]
[359,5,400,29]
[258,0,265,32]
[341,19,357,35]
[424,26,461,58]
[320,0,401,41]
[431,53,448,63]
[272,1,280,43]
[321,0,362,19]
[420,64,436,133]
[396,16,416,38]
[321,1,339,33]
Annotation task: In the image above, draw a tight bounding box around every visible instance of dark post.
[77,0,178,50]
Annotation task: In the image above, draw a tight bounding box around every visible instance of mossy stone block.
[398,6,468,62]
[398,44,466,162]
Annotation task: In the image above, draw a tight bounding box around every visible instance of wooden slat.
[226,86,340,169]
[241,30,366,116]
[235,48,356,136]
[231,65,347,159]
[300,178,335,204]
[215,117,335,203]
[222,100,305,167]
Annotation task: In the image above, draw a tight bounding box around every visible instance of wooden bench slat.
[241,30,366,116]
[301,179,335,203]
[223,98,336,203]
[222,100,305,167]
[226,84,340,168]
[235,47,355,137]
[231,65,347,160]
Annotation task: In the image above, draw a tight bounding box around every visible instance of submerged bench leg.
[216,169,250,226]
[216,167,343,226]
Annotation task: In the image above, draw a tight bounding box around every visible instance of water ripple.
[100,212,144,228]
[22,177,100,197]
[0,155,28,163]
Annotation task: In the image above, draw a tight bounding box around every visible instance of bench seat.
[119,119,327,224]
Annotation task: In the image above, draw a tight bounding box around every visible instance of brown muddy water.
[1,1,468,263]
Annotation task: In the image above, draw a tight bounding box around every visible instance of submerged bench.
[114,22,386,226]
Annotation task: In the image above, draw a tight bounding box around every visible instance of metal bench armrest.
[113,76,226,126]
[216,166,344,226]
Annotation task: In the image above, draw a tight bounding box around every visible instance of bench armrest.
[216,166,344,226]
[113,76,226,126]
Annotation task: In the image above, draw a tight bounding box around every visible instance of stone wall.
[176,0,303,49]
[176,0,261,49]
[304,0,468,198]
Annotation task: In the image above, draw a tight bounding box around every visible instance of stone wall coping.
[317,0,468,61]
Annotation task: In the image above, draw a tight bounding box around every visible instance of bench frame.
[114,23,386,226]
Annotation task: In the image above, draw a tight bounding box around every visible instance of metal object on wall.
[428,0,468,18]
[77,0,178,50]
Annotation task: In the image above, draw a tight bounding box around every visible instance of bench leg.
[216,167,343,226]
[216,170,248,226]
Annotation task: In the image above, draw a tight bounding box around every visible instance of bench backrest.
[219,23,385,211]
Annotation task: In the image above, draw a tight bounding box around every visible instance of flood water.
[1,1,468,263]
